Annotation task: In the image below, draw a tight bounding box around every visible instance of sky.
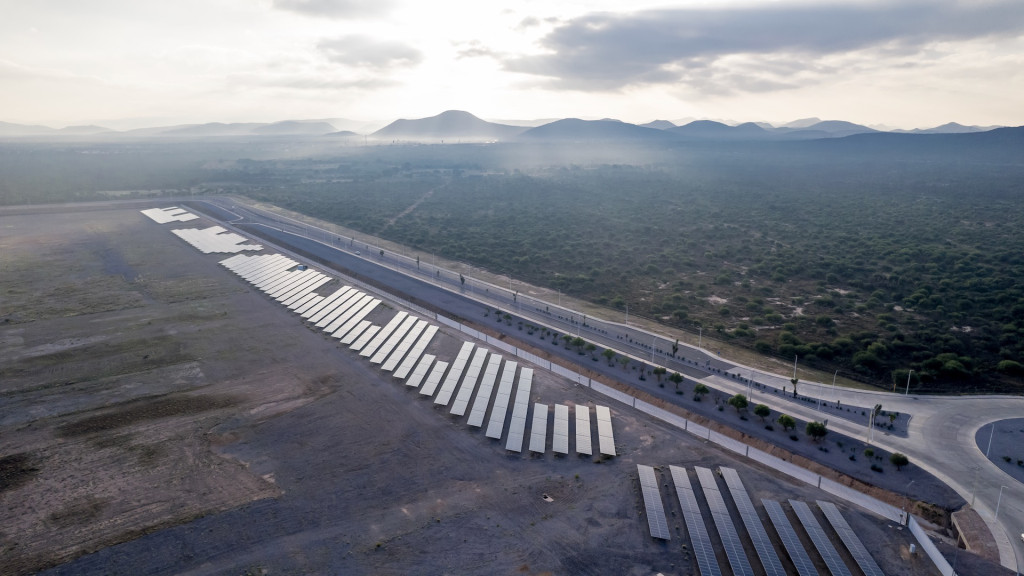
[2,0,1023,130]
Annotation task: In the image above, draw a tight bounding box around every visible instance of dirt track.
[1,205,942,575]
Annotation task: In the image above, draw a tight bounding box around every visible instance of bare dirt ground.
[2,205,939,575]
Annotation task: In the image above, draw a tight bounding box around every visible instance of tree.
[618,356,630,371]
[672,339,679,356]
[790,378,799,398]
[693,383,709,401]
[571,336,586,354]
[602,348,616,366]
[586,343,597,359]
[669,372,684,391]
[653,366,667,382]
[777,414,796,431]
[890,453,909,470]
[562,334,572,349]
[806,421,828,442]
[459,273,465,286]
[728,394,749,412]
[754,404,771,422]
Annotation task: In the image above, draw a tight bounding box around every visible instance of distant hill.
[325,130,361,138]
[253,120,337,135]
[158,122,265,136]
[0,121,56,136]
[641,120,676,130]
[372,110,525,141]
[782,117,822,128]
[670,120,770,140]
[895,122,999,134]
[517,118,676,142]
[57,125,113,135]
[769,120,877,139]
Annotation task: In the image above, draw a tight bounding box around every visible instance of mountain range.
[0,111,1009,143]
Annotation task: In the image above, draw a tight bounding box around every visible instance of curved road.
[199,197,1024,571]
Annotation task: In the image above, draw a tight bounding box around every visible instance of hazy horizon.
[3,0,1024,130]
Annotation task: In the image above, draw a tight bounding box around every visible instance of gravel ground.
[1,204,942,575]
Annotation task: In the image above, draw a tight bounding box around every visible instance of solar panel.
[304,287,353,320]
[817,501,885,576]
[529,403,548,453]
[332,298,380,340]
[288,293,319,312]
[575,405,592,456]
[310,288,359,324]
[434,342,476,406]
[637,465,671,540]
[552,404,570,454]
[359,312,410,357]
[258,270,299,292]
[340,320,372,345]
[219,254,247,269]
[370,315,419,364]
[380,320,429,371]
[504,368,533,452]
[405,354,435,389]
[348,325,379,352]
[239,258,290,282]
[670,466,723,576]
[269,270,317,299]
[171,226,261,253]
[393,325,439,379]
[594,405,616,456]
[449,347,489,415]
[695,467,754,576]
[790,500,853,576]
[761,500,819,576]
[485,361,518,439]
[719,468,786,576]
[323,294,373,332]
[141,207,200,223]
[419,361,450,397]
[280,275,330,304]
[467,355,503,427]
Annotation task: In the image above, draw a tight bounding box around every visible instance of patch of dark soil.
[47,496,109,528]
[58,394,238,437]
[0,453,40,493]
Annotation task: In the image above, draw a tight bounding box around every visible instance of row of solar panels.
[637,465,884,576]
[171,225,263,254]
[221,253,617,457]
[140,206,200,224]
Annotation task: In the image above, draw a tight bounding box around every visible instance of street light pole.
[986,423,996,458]
[832,370,838,403]
[904,369,914,395]
[995,485,1007,520]
[698,326,702,349]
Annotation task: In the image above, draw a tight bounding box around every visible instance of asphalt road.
[198,196,1024,571]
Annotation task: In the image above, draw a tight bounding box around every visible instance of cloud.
[317,35,422,69]
[272,0,391,19]
[501,0,1024,92]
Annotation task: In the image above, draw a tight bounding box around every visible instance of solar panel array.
[171,226,262,253]
[467,355,502,426]
[529,403,548,453]
[594,405,616,456]
[790,499,853,576]
[637,465,671,540]
[485,362,519,439]
[449,347,489,415]
[434,342,476,406]
[695,467,754,576]
[761,500,818,576]
[140,206,199,223]
[818,501,885,576]
[575,405,592,456]
[504,368,534,452]
[552,404,570,454]
[143,219,623,460]
[720,468,786,576]
[669,465,723,576]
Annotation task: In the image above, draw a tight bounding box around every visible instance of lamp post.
[904,369,914,395]
[903,480,915,526]
[698,326,702,349]
[986,423,996,458]
[995,485,1007,520]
